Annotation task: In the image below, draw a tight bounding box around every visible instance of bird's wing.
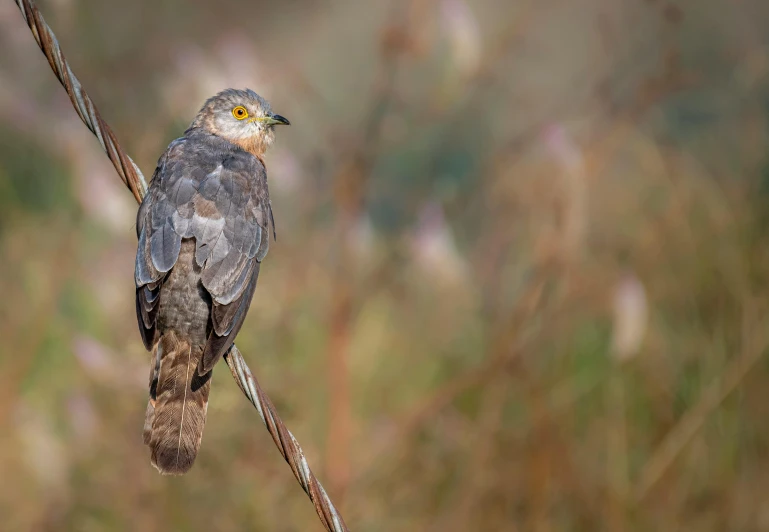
[135,137,272,373]
[135,138,187,350]
[192,152,272,374]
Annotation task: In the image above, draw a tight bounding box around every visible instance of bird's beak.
[264,114,290,126]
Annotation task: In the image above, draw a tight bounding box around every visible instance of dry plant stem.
[325,281,353,502]
[431,375,510,532]
[354,266,549,492]
[324,9,402,500]
[606,368,628,532]
[634,318,769,504]
[12,0,348,530]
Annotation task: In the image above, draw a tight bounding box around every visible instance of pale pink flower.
[67,392,99,446]
[610,271,649,362]
[73,335,146,389]
[541,123,587,260]
[411,201,467,284]
[440,0,482,77]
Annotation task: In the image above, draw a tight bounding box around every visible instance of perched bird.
[135,89,289,475]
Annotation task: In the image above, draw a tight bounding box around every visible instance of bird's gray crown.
[199,88,272,116]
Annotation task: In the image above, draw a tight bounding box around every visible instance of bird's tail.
[144,331,212,475]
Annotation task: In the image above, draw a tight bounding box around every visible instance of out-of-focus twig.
[634,305,769,504]
[323,4,414,503]
[429,375,510,531]
[605,369,629,531]
[355,265,549,483]
[11,1,348,530]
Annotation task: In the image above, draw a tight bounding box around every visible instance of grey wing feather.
[196,153,272,373]
[150,218,182,273]
[191,153,271,301]
[134,140,187,347]
[136,135,273,377]
[200,262,261,374]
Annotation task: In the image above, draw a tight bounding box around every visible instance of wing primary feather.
[199,262,260,375]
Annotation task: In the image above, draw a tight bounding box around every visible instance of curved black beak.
[268,114,290,126]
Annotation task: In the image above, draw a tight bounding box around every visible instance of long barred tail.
[144,331,212,475]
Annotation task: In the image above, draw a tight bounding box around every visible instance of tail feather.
[143,340,162,445]
[146,331,212,475]
[143,399,155,446]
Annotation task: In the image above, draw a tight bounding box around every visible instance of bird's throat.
[232,136,269,160]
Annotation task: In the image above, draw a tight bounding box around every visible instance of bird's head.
[189,88,290,157]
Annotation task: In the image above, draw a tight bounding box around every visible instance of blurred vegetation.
[2,0,769,530]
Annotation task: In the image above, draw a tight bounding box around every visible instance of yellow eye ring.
[232,106,249,120]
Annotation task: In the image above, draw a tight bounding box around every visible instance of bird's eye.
[232,106,249,120]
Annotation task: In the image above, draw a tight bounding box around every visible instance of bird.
[134,88,289,475]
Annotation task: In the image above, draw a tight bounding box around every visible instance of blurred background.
[1,0,769,530]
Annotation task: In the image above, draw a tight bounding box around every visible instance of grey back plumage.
[135,127,273,474]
